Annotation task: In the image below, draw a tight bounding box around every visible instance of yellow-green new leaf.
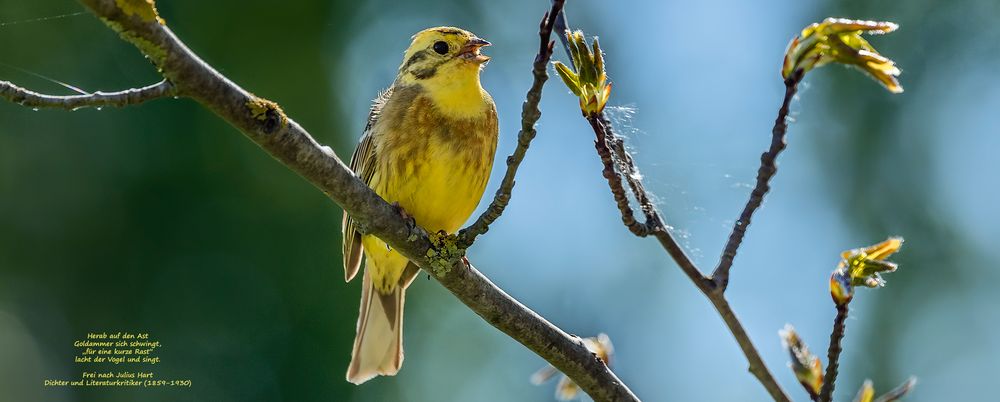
[838,236,904,289]
[553,62,582,96]
[552,30,613,116]
[783,17,903,93]
[593,38,605,82]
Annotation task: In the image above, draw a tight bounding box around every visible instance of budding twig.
[712,70,803,291]
[457,0,565,248]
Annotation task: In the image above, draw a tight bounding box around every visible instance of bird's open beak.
[459,37,491,64]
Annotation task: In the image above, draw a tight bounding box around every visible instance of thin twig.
[0,79,174,110]
[587,116,650,237]
[595,116,712,290]
[711,71,803,291]
[604,118,659,229]
[597,119,710,288]
[0,1,642,401]
[710,296,791,402]
[551,0,573,61]
[457,0,564,248]
[819,303,849,402]
[600,117,713,295]
[586,115,786,400]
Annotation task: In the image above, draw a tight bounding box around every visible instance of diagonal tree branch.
[0,79,174,110]
[0,1,639,401]
[711,72,803,291]
[551,0,574,62]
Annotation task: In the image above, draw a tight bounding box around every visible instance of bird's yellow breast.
[362,87,498,292]
[373,93,497,232]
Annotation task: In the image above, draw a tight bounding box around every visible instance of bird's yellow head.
[398,27,491,82]
[396,27,493,118]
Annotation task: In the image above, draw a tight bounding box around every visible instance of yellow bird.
[341,27,498,384]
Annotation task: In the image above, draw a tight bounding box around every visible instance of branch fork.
[553,16,904,402]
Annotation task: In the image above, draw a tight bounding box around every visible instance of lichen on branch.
[114,0,164,24]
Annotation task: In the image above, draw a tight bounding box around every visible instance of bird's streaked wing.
[342,87,393,282]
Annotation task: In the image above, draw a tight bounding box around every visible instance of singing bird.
[341,27,498,384]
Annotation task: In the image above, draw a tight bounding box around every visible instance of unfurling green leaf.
[552,30,612,116]
[843,237,903,286]
[553,62,581,96]
[830,237,904,304]
[782,18,903,93]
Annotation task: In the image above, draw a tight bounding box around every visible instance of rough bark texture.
[819,303,849,402]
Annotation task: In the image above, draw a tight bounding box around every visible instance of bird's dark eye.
[432,41,449,55]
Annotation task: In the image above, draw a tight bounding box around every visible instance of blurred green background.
[1,0,998,401]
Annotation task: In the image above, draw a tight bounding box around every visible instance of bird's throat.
[418,67,487,119]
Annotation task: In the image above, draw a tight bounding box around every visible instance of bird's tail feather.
[346,270,405,384]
